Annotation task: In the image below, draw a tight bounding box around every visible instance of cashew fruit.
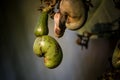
[33,35,63,69]
[34,11,49,36]
[112,40,120,68]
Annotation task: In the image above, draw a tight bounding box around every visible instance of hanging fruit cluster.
[33,1,63,69]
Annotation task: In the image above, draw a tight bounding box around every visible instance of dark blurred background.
[0,0,120,80]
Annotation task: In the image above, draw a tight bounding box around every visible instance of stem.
[43,6,53,13]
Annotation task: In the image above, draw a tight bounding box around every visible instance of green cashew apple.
[34,11,49,36]
[112,40,120,69]
[33,35,63,69]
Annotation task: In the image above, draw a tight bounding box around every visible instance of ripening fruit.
[33,35,63,69]
[34,11,49,36]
